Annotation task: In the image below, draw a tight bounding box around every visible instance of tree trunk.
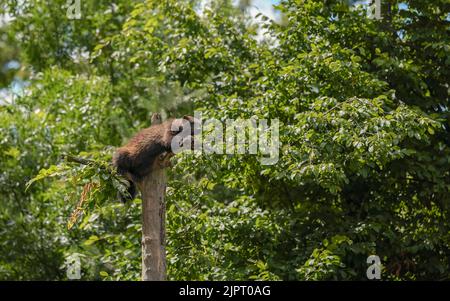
[138,166,167,281]
[137,113,169,281]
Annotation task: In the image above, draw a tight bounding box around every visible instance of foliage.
[0,0,449,280]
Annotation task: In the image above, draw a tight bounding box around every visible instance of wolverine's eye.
[170,126,182,135]
[170,119,186,135]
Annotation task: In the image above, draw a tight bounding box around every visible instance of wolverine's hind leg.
[118,180,136,202]
[112,149,139,202]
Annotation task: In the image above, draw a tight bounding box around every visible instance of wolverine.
[113,114,199,202]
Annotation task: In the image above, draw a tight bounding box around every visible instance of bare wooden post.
[137,113,170,281]
[137,164,167,281]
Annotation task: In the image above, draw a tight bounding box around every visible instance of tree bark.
[137,113,170,281]
[137,163,167,281]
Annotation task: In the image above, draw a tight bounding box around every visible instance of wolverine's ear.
[183,115,201,134]
[151,113,162,125]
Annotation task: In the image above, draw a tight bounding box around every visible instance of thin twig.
[62,154,96,166]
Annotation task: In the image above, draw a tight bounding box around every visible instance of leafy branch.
[26,150,130,229]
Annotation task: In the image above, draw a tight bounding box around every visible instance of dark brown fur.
[113,115,197,201]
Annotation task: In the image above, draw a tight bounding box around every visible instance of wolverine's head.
[170,115,201,152]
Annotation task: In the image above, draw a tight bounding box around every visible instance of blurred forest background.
[0,0,449,280]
